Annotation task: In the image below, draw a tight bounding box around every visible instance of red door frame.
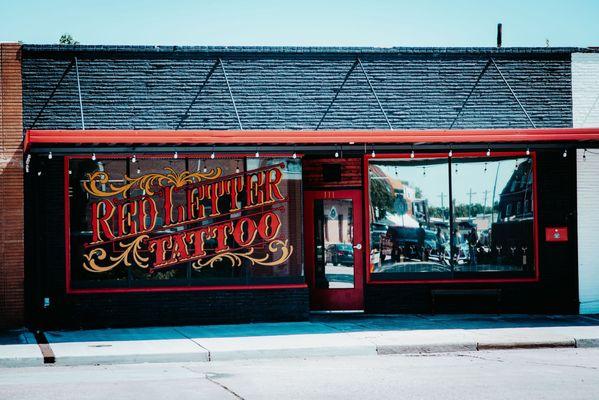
[304,189,364,311]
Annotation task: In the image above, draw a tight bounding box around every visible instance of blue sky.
[1,0,597,47]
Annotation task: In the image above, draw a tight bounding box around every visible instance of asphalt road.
[2,348,599,399]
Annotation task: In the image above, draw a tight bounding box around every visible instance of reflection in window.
[452,157,534,273]
[368,155,536,279]
[369,159,451,275]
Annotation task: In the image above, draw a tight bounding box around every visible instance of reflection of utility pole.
[491,163,500,223]
[467,188,477,220]
[438,192,446,221]
[482,190,489,215]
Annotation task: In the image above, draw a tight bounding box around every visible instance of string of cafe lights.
[31,143,573,176]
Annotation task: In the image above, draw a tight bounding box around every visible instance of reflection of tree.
[452,203,498,218]
[370,178,395,219]
[428,206,449,219]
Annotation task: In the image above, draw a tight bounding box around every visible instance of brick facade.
[0,43,24,328]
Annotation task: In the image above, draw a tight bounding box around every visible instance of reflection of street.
[373,261,450,273]
[325,263,354,288]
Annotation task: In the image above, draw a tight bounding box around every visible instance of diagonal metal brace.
[30,60,74,129]
[449,59,491,129]
[490,58,536,128]
[219,58,243,130]
[316,59,359,130]
[175,59,220,130]
[357,58,393,130]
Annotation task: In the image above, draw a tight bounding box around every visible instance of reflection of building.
[497,159,534,222]
[323,201,353,244]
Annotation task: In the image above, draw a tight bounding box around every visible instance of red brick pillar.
[0,43,24,328]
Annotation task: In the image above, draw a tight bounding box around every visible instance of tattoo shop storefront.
[23,127,599,328]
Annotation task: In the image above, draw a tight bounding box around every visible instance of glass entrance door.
[304,190,364,310]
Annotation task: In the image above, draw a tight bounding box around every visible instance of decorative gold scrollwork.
[192,239,293,270]
[83,235,149,273]
[83,167,222,198]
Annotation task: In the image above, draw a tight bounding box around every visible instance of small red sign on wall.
[545,227,568,242]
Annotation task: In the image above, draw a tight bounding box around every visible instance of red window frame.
[362,151,540,285]
[64,153,307,294]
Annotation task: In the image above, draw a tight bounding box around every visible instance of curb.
[477,339,576,351]
[2,335,599,367]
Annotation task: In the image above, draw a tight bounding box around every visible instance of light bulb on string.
[37,171,42,176]
[131,154,137,163]
[68,170,72,175]
[486,148,491,157]
[563,149,568,158]
[526,148,530,156]
[174,151,178,159]
[410,150,415,159]
[48,151,53,160]
[292,146,297,159]
[235,160,240,174]
[255,148,260,158]
[371,149,376,158]
[448,149,453,158]
[91,153,96,161]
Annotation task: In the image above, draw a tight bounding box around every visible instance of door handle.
[353,243,362,250]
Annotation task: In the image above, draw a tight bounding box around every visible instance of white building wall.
[574,52,599,314]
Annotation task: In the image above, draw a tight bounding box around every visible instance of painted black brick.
[21,47,573,131]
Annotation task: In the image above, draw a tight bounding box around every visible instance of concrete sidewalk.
[3,314,599,367]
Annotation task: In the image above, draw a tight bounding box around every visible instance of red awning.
[24,128,599,152]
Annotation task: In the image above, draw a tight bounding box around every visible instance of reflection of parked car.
[386,226,432,261]
[370,223,388,250]
[325,243,354,266]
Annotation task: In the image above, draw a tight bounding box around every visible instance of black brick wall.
[22,46,575,130]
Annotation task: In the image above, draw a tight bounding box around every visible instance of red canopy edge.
[25,128,599,152]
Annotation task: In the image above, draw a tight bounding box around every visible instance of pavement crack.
[521,360,599,371]
[205,373,245,399]
[173,327,211,361]
[455,353,505,363]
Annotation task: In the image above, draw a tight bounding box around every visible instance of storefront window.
[369,158,451,278]
[368,153,536,281]
[451,156,535,274]
[67,156,304,291]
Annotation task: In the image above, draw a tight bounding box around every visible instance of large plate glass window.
[67,156,303,291]
[451,156,535,275]
[369,158,451,279]
[367,153,536,281]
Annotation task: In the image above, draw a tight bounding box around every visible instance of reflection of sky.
[374,158,528,208]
